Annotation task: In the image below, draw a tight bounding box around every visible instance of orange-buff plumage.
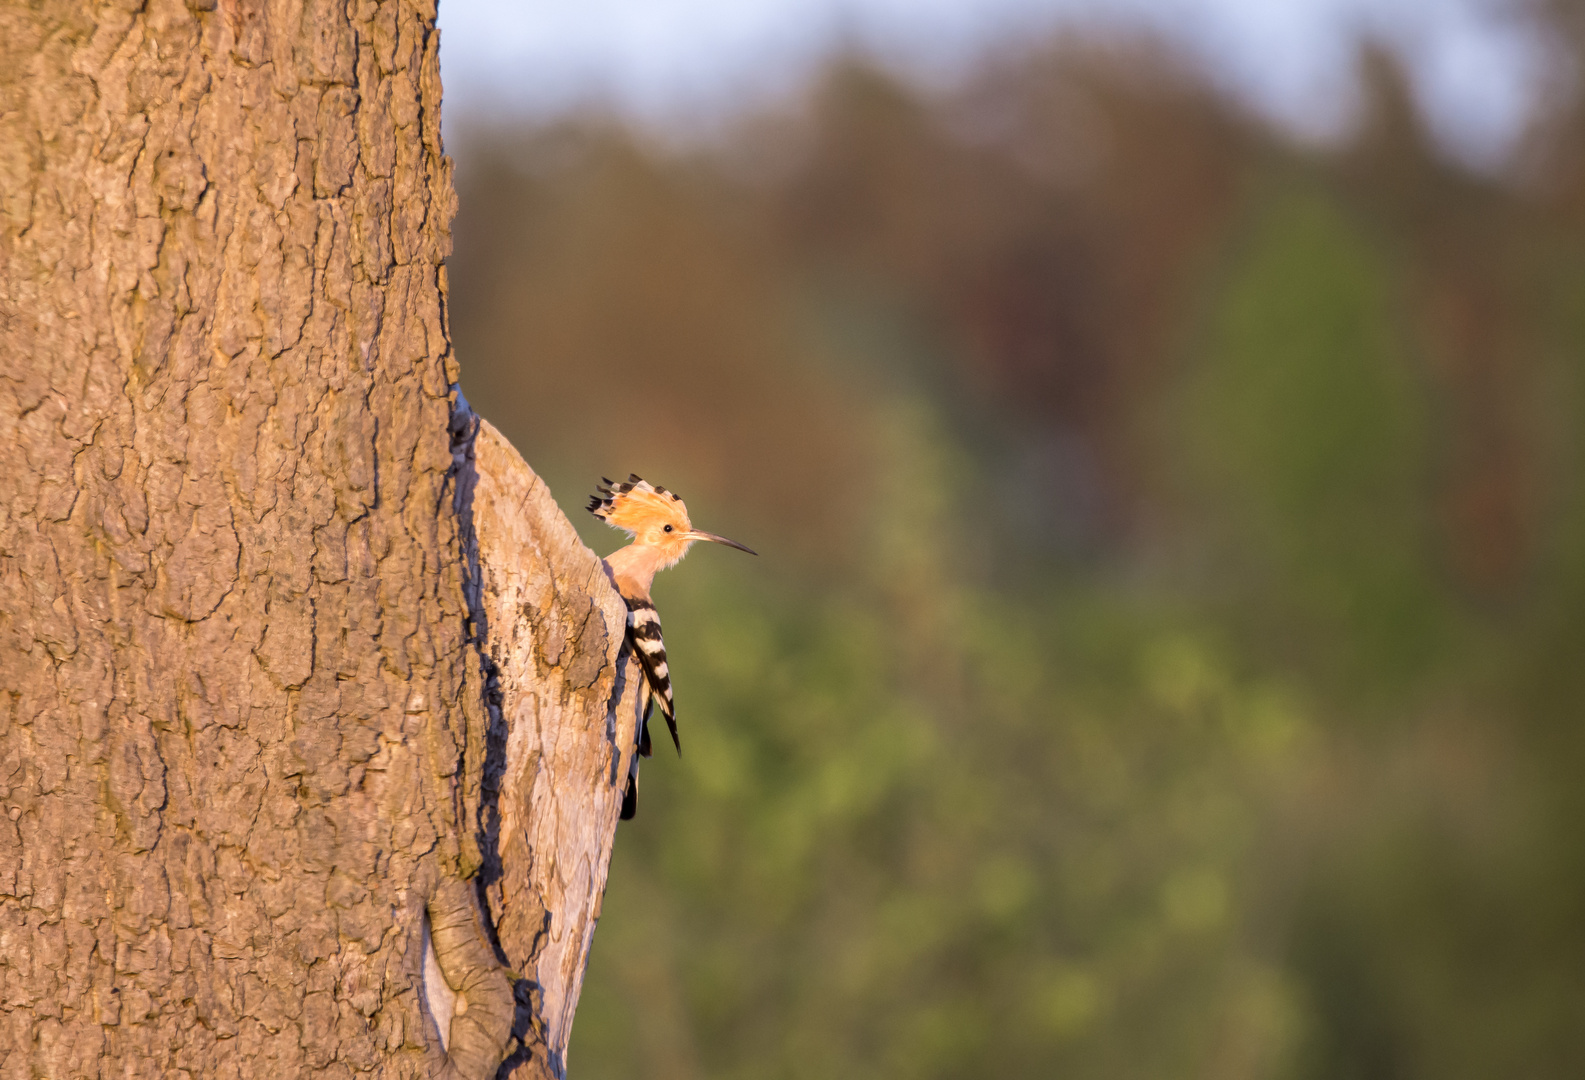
[588,475,756,819]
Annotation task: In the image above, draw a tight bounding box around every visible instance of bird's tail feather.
[628,599,680,755]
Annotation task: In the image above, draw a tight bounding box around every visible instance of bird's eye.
[663,524,673,533]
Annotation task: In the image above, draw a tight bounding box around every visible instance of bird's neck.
[605,543,668,602]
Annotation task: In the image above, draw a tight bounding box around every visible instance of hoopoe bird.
[588,474,756,820]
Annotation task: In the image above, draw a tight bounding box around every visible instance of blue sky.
[436,0,1562,167]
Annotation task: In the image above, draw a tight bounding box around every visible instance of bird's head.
[588,474,757,568]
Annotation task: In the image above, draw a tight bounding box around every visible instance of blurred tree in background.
[447,13,1585,1079]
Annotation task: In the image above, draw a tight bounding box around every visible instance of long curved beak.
[687,530,758,555]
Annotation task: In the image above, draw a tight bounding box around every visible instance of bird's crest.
[587,474,688,537]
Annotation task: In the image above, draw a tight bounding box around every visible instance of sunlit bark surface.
[0,3,634,1076]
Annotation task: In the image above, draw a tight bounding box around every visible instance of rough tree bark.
[0,3,639,1078]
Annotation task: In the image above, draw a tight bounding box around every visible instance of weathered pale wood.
[463,417,641,1079]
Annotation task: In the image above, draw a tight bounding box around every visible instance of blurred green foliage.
[448,23,1585,1080]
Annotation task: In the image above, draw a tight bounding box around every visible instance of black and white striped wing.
[626,597,679,754]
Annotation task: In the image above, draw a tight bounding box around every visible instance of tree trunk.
[0,3,637,1077]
